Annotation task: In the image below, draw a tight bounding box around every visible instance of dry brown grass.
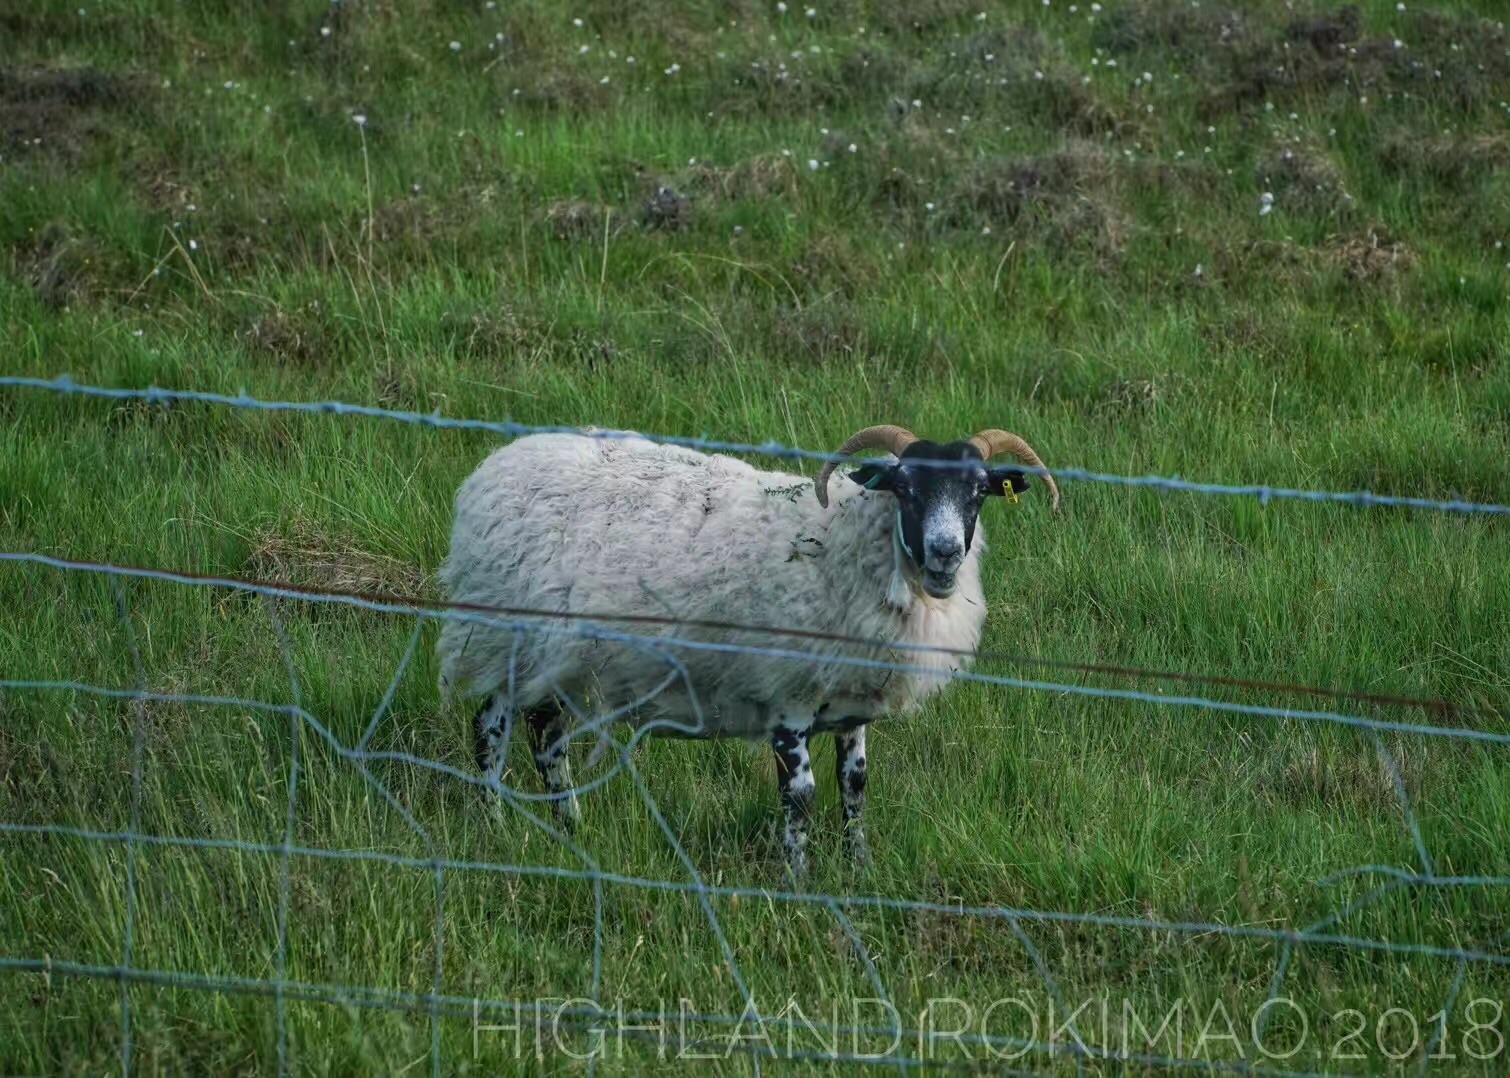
[683,153,801,204]
[245,516,428,599]
[544,199,619,241]
[1321,229,1416,282]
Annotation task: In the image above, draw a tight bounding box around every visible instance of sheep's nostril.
[931,538,963,565]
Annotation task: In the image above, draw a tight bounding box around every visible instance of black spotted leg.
[771,716,816,878]
[527,705,582,829]
[834,726,870,865]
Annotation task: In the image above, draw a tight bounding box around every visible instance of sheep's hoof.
[484,788,508,826]
[845,832,872,868]
[551,795,582,833]
[781,849,809,884]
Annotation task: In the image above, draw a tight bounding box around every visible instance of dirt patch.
[872,0,981,36]
[1321,229,1415,281]
[1010,64,1125,136]
[682,154,800,204]
[246,517,427,599]
[236,305,333,366]
[543,200,621,241]
[132,159,203,215]
[11,222,116,308]
[512,69,613,113]
[1402,8,1510,108]
[770,302,866,365]
[1187,8,1412,118]
[1093,1,1252,55]
[1254,144,1353,218]
[1257,736,1426,814]
[785,232,874,295]
[438,306,541,362]
[1095,377,1170,418]
[1283,6,1361,53]
[1377,133,1510,186]
[0,65,150,164]
[367,193,443,245]
[950,143,1129,258]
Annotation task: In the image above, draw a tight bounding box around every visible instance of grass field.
[2,0,1509,1072]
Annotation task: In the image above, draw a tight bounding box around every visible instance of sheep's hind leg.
[527,705,582,830]
[834,726,870,866]
[771,716,816,879]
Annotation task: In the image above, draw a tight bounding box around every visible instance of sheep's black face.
[848,441,1030,598]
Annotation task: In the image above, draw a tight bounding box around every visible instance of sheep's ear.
[848,463,896,492]
[985,467,1030,497]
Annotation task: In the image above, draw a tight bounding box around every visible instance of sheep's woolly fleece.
[436,431,990,737]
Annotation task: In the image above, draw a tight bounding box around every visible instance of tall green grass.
[2,0,1508,1071]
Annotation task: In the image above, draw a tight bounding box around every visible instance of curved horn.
[814,424,919,508]
[968,429,1061,511]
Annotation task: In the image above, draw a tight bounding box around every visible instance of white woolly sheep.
[436,424,1058,874]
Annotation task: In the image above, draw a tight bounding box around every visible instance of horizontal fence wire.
[4,374,1510,514]
[0,550,1487,722]
[5,550,1508,747]
[2,375,1507,1074]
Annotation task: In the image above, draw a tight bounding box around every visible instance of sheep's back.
[437,432,837,710]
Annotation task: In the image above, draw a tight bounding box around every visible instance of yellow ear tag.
[1004,486,1019,505]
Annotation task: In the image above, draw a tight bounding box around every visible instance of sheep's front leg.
[473,695,510,789]
[771,717,816,879]
[834,726,870,865]
[527,706,582,829]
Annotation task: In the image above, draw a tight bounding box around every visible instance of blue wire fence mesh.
[1,377,1506,1074]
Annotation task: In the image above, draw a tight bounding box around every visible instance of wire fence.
[2,377,1507,1075]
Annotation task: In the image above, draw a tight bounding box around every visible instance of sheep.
[436,424,1058,874]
